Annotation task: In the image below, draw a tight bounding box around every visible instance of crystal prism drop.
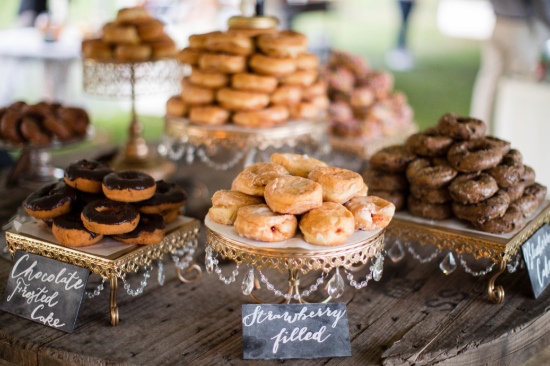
[439,252,457,275]
[373,256,384,281]
[388,240,405,263]
[326,269,345,298]
[205,248,214,274]
[242,268,255,295]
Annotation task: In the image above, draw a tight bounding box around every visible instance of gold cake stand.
[5,217,201,326]
[204,216,385,304]
[83,58,184,180]
[385,201,550,304]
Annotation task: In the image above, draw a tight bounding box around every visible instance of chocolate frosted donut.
[81,199,140,235]
[449,173,498,204]
[134,180,187,214]
[65,159,113,193]
[473,204,525,234]
[369,145,416,173]
[452,190,510,224]
[23,181,77,220]
[407,196,452,220]
[406,158,457,189]
[405,128,454,157]
[447,139,503,172]
[113,213,166,245]
[52,213,103,247]
[436,113,486,140]
[102,171,156,202]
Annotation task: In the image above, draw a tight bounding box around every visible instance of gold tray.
[5,217,201,325]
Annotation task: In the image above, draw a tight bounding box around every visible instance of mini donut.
[436,113,486,140]
[166,96,188,117]
[472,204,525,234]
[234,204,297,242]
[23,181,77,220]
[296,53,319,70]
[136,19,164,41]
[406,158,457,188]
[82,39,112,60]
[189,68,229,89]
[102,171,156,202]
[484,136,511,156]
[289,102,318,120]
[52,213,103,247]
[189,31,221,50]
[257,30,307,58]
[150,39,177,59]
[452,190,510,224]
[522,165,536,187]
[502,182,525,202]
[232,73,278,94]
[249,54,296,76]
[487,149,525,188]
[270,85,302,106]
[81,199,140,235]
[115,7,150,25]
[20,117,51,146]
[370,190,406,211]
[102,23,140,44]
[114,44,152,61]
[134,180,186,214]
[280,70,318,87]
[0,109,25,143]
[344,196,395,230]
[64,159,113,194]
[299,202,355,246]
[264,175,323,215]
[405,128,454,157]
[199,53,247,74]
[177,48,202,66]
[515,183,547,218]
[56,107,89,136]
[449,173,498,204]
[233,106,289,128]
[41,113,72,141]
[205,32,254,55]
[408,196,453,220]
[369,145,416,173]
[181,80,215,105]
[447,139,503,172]
[303,79,327,99]
[216,88,269,111]
[362,168,408,191]
[208,190,264,225]
[232,162,289,196]
[189,106,230,125]
[270,153,327,178]
[410,184,451,204]
[308,166,364,204]
[113,213,166,245]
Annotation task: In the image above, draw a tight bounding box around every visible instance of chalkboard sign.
[521,224,550,298]
[242,303,351,360]
[0,251,89,333]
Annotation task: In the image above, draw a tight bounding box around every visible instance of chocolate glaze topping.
[114,214,165,239]
[82,199,139,225]
[134,181,187,207]
[103,171,156,191]
[65,159,112,181]
[23,181,76,211]
[53,213,100,238]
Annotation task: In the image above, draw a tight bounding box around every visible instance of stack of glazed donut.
[166,28,329,127]
[324,50,414,139]
[208,153,395,246]
[0,101,89,146]
[22,160,187,247]
[82,7,177,62]
[365,113,547,234]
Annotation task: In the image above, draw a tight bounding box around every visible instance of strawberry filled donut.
[234,204,297,242]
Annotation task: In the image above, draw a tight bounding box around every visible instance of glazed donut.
[472,204,525,234]
[81,199,140,235]
[270,85,302,106]
[41,113,72,141]
[289,102,319,120]
[356,183,368,197]
[52,213,103,247]
[20,117,51,146]
[406,158,457,189]
[0,109,25,143]
[181,79,215,105]
[452,190,510,224]
[308,166,364,204]
[102,23,140,44]
[449,173,498,204]
[177,48,202,66]
[515,183,547,218]
[296,53,319,71]
[23,181,76,220]
[136,19,164,41]
[257,31,307,57]
[249,54,296,76]
[406,128,454,157]
[115,7,150,25]
[280,70,318,87]
[369,190,406,211]
[410,184,451,204]
[231,162,289,196]
[408,196,453,220]
[205,32,254,55]
[487,149,525,188]
[189,106,230,125]
[264,175,323,215]
[502,182,525,202]
[134,180,186,214]
[436,113,486,140]
[234,204,297,242]
[232,73,278,94]
[82,39,112,60]
[233,106,289,128]
[102,171,156,202]
[190,68,229,89]
[199,53,247,74]
[114,44,152,61]
[189,31,221,50]
[369,145,416,173]
[216,88,269,111]
[150,39,177,59]
[208,190,264,225]
[303,80,328,99]
[484,136,511,156]
[64,159,113,194]
[299,202,355,246]
[57,107,89,137]
[166,96,188,117]
[270,153,327,178]
[522,165,536,187]
[447,139,503,172]
[362,168,408,191]
[113,213,165,245]
[344,196,395,230]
